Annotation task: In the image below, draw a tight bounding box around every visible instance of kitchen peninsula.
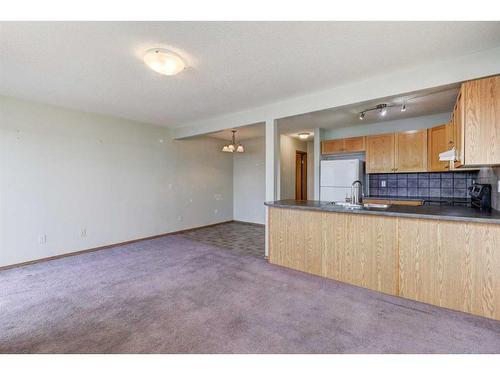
[265,200,500,320]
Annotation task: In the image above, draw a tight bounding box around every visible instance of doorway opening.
[295,150,307,200]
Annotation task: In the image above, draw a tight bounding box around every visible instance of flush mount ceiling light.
[298,132,311,139]
[143,48,186,76]
[221,130,244,153]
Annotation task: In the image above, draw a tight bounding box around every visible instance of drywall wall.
[0,96,233,267]
[280,135,308,200]
[174,46,500,138]
[322,112,451,140]
[232,137,266,224]
[307,141,314,200]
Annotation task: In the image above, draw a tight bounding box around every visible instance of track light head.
[359,112,365,120]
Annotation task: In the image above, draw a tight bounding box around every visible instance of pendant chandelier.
[221,130,244,153]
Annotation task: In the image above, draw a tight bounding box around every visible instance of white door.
[320,187,351,202]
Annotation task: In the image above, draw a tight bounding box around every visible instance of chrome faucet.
[351,180,363,205]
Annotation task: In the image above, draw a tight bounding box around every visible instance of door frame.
[295,150,307,200]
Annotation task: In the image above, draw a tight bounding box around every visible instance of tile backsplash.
[368,171,478,198]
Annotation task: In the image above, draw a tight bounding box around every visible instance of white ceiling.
[278,84,460,136]
[1,22,500,128]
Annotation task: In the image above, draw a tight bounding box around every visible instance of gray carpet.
[1,233,500,353]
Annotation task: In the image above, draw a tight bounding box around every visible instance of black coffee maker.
[468,183,492,210]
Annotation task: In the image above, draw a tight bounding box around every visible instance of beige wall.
[322,113,451,140]
[233,136,266,224]
[0,96,233,267]
[280,135,308,200]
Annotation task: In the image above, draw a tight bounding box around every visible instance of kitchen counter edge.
[264,200,500,225]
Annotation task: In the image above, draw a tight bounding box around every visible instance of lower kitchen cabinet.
[268,207,500,320]
[269,207,399,295]
[398,218,500,320]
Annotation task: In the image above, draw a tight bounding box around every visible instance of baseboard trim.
[232,220,265,227]
[0,220,233,272]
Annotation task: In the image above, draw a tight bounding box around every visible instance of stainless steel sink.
[331,201,363,210]
[363,203,390,209]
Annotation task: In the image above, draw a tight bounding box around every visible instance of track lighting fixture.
[377,104,387,116]
[358,101,410,120]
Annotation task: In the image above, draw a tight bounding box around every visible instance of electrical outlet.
[80,228,87,238]
[38,234,47,244]
[381,180,386,187]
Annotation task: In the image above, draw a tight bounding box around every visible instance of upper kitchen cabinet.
[321,139,343,154]
[321,136,365,155]
[342,136,366,153]
[396,129,428,172]
[428,124,453,172]
[366,133,395,173]
[463,75,500,166]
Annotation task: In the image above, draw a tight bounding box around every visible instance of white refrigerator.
[320,159,364,202]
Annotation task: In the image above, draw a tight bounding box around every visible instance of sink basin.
[331,201,363,210]
[363,203,390,209]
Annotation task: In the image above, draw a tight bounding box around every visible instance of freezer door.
[320,159,360,187]
[320,187,352,202]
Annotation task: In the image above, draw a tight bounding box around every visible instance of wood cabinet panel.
[464,75,500,165]
[395,129,428,172]
[269,207,500,320]
[321,139,344,154]
[321,137,365,155]
[269,207,322,276]
[344,214,398,294]
[389,200,423,206]
[366,133,395,173]
[428,124,451,172]
[343,136,366,153]
[269,208,398,294]
[398,218,500,320]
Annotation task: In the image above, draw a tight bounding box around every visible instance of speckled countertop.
[264,200,500,225]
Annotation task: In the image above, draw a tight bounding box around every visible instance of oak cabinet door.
[365,133,395,173]
[395,129,428,172]
[321,139,344,154]
[342,136,365,153]
[427,124,451,172]
[464,75,500,165]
